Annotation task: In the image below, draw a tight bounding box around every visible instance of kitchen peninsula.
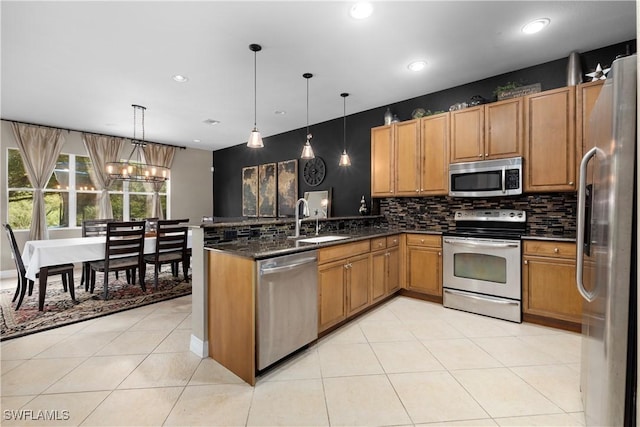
[190,206,581,386]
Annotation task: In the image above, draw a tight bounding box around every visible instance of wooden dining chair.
[2,223,76,311]
[144,218,190,289]
[88,221,146,299]
[80,218,112,291]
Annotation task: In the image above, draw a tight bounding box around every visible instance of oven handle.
[576,146,598,302]
[443,239,519,249]
[501,166,506,194]
[444,288,520,305]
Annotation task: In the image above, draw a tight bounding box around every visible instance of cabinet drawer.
[523,240,576,259]
[371,237,387,251]
[386,235,400,248]
[406,234,441,248]
[319,240,371,264]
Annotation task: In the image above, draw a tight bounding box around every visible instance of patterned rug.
[0,269,191,341]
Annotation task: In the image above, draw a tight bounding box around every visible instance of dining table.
[22,232,193,281]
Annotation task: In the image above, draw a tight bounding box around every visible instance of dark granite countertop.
[205,228,442,260]
[204,226,578,259]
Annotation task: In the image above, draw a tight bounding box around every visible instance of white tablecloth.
[22,233,192,281]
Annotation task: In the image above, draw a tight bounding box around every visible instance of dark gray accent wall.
[213,40,635,217]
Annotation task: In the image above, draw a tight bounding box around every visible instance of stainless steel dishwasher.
[256,250,318,370]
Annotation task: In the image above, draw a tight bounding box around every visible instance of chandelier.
[106,104,170,182]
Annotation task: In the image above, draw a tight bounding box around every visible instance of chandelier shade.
[105,104,170,182]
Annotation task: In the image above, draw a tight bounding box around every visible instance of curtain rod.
[1,118,187,150]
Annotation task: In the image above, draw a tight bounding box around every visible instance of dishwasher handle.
[260,256,317,275]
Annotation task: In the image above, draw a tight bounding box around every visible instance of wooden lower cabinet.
[318,240,371,333]
[318,260,347,332]
[370,250,387,303]
[522,240,581,325]
[370,235,401,304]
[405,234,442,297]
[346,253,371,315]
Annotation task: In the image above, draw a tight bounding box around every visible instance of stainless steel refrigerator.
[577,54,636,427]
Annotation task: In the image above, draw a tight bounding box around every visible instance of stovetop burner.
[445,209,526,240]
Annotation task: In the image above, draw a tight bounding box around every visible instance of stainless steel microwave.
[449,157,523,197]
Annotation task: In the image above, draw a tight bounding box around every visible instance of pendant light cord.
[343,95,346,150]
[253,49,257,127]
[306,77,310,137]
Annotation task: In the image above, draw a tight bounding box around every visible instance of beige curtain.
[82,133,124,219]
[11,123,66,240]
[143,143,176,219]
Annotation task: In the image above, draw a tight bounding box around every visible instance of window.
[6,148,169,230]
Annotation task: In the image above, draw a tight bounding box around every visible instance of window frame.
[6,148,170,231]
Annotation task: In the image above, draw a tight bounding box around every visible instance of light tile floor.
[1,279,585,426]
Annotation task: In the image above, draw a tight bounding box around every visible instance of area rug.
[0,270,191,341]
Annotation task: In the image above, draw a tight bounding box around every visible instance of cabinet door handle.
[438,251,442,256]
[420,239,425,243]
[554,248,559,253]
[485,153,489,157]
[524,260,528,265]
[478,154,483,157]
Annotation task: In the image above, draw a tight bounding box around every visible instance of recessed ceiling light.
[203,119,220,126]
[172,74,189,83]
[193,139,201,143]
[407,60,427,72]
[350,2,373,19]
[522,18,550,34]
[274,110,287,115]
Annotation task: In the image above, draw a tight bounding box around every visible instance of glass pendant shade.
[247,127,263,148]
[339,150,352,166]
[301,139,315,159]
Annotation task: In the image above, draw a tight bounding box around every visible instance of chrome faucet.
[293,198,309,238]
[315,208,327,235]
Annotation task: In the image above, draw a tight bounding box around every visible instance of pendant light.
[300,73,315,159]
[338,92,352,166]
[247,43,263,148]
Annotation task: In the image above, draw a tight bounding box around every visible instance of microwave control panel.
[505,169,520,189]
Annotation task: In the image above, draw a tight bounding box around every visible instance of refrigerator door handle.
[576,146,599,302]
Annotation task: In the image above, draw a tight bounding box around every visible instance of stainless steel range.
[442,209,526,323]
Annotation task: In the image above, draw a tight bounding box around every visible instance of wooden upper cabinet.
[450,105,484,163]
[394,119,421,196]
[576,80,604,186]
[420,112,450,195]
[371,125,394,196]
[450,99,523,164]
[577,80,604,157]
[524,86,577,192]
[485,97,523,159]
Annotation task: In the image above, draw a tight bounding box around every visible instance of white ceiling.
[1,1,636,152]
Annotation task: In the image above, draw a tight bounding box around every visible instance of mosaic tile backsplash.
[378,192,577,238]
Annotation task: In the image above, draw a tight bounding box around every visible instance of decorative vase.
[383,108,392,125]
[567,51,583,86]
[358,196,368,216]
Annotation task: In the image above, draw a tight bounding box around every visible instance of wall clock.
[303,157,326,187]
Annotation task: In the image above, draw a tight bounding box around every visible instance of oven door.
[442,236,521,300]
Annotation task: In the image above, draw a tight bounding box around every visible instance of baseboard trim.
[190,334,209,357]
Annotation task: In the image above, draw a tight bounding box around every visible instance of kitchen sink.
[297,235,350,244]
